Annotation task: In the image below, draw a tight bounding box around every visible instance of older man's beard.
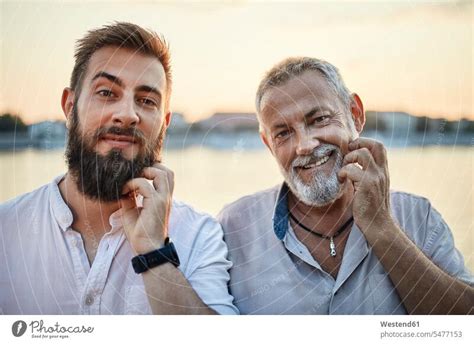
[280,144,344,207]
[65,106,165,202]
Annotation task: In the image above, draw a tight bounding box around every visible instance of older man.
[0,22,237,315]
[218,57,473,314]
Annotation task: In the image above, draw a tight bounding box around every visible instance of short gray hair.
[255,57,352,115]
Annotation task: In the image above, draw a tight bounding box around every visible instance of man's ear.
[61,88,75,126]
[350,93,365,133]
[163,111,172,128]
[260,130,274,156]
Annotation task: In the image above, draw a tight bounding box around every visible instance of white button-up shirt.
[0,174,238,315]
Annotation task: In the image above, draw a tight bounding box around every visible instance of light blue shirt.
[218,183,473,314]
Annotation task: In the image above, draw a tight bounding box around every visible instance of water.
[0,146,472,271]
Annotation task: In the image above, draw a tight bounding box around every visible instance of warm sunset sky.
[1,0,472,124]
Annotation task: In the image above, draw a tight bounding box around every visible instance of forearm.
[142,263,217,315]
[366,220,474,314]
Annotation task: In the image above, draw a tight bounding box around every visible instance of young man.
[218,57,473,314]
[0,22,237,315]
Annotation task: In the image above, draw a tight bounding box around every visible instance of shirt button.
[85,294,94,306]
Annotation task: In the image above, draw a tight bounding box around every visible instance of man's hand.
[338,139,473,314]
[120,163,174,254]
[338,138,395,238]
[117,163,219,314]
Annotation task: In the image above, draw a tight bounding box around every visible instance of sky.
[0,0,472,124]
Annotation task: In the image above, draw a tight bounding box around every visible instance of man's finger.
[122,177,156,200]
[119,192,138,211]
[338,163,365,183]
[141,167,173,194]
[343,148,374,170]
[141,164,174,195]
[348,138,387,166]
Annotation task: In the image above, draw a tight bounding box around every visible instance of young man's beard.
[65,106,165,202]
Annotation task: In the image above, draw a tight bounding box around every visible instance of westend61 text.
[29,320,94,334]
[380,321,420,328]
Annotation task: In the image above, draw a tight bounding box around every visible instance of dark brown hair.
[70,21,172,110]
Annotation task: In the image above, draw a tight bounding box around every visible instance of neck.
[288,181,354,237]
[58,172,121,237]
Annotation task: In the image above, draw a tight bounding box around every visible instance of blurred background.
[0,0,472,270]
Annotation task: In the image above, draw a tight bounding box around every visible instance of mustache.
[292,144,338,168]
[93,126,146,146]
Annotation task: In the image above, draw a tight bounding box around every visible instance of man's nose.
[295,130,320,156]
[111,97,139,127]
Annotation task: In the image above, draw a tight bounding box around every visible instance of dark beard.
[65,106,165,202]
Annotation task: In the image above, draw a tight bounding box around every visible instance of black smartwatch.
[131,238,180,274]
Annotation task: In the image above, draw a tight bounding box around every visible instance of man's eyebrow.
[91,73,162,99]
[269,106,331,131]
[303,106,331,120]
[135,85,162,99]
[91,71,123,87]
[271,122,289,131]
[269,106,334,130]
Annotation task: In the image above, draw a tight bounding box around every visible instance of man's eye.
[314,115,330,123]
[275,130,290,139]
[97,90,114,97]
[138,98,157,107]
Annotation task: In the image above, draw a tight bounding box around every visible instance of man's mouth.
[100,134,138,148]
[295,150,334,170]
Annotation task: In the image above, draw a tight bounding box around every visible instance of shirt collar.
[272,183,291,240]
[272,182,370,285]
[107,194,143,233]
[50,173,74,231]
[50,173,135,233]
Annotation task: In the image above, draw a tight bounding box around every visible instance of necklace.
[288,212,354,257]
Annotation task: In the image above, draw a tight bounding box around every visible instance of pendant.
[329,237,336,257]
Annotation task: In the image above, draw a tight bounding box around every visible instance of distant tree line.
[364,111,474,134]
[2,111,473,135]
[0,113,28,132]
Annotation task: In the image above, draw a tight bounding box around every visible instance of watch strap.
[131,239,180,274]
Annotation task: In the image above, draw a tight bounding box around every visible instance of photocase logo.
[12,320,27,337]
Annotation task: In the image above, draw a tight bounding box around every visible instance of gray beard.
[280,144,344,207]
